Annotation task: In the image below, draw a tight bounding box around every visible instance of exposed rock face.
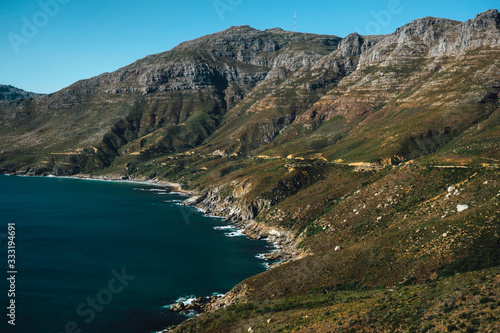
[339,32,378,59]
[183,179,309,267]
[289,10,500,163]
[428,9,500,56]
[189,185,270,222]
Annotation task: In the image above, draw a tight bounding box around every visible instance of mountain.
[1,11,499,172]
[1,10,500,333]
[0,85,42,100]
[0,26,347,167]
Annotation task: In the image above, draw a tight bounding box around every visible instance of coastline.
[2,171,305,267]
[66,173,307,270]
[71,173,191,196]
[0,172,305,328]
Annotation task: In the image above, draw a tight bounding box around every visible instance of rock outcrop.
[183,181,309,267]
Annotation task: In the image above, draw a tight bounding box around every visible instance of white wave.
[255,253,267,260]
[162,295,202,317]
[213,224,247,238]
[211,292,225,297]
[183,310,198,317]
[133,188,167,192]
[163,295,197,309]
[133,188,173,195]
[206,214,225,219]
[169,191,188,196]
[62,176,119,183]
[214,225,236,230]
[262,262,272,270]
[225,229,245,237]
[174,295,197,305]
[165,199,183,203]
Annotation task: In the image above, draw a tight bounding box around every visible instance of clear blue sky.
[1,0,497,94]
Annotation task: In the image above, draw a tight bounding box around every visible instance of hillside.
[0,85,42,100]
[1,9,499,333]
[1,11,499,170]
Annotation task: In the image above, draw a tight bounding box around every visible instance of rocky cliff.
[0,26,341,164]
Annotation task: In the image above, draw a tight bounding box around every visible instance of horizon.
[1,0,498,94]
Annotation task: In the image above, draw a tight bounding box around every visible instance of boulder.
[169,301,185,312]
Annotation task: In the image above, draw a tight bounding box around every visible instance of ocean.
[0,174,271,332]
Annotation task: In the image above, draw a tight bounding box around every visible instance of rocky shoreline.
[127,176,310,319]
[163,188,310,324]
[3,171,306,267]
[1,171,306,325]
[183,192,309,269]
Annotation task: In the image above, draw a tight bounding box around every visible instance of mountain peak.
[468,8,500,29]
[475,8,499,19]
[220,25,260,34]
[394,16,460,38]
[265,27,286,33]
[339,32,364,57]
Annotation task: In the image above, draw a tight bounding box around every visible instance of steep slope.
[255,10,500,164]
[0,26,342,173]
[199,32,383,155]
[159,156,499,333]
[1,11,498,174]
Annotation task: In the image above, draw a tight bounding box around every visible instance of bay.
[0,174,270,332]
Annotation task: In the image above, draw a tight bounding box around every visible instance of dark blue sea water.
[0,174,271,333]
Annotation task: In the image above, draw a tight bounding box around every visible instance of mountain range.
[1,9,499,172]
[1,9,499,333]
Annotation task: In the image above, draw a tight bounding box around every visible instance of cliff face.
[273,10,499,164]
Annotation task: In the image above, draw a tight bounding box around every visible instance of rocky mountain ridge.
[1,10,498,171]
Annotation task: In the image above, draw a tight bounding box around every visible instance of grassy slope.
[172,266,500,333]
[102,152,500,332]
[156,160,500,332]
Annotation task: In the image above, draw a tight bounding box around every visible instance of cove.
[0,174,271,332]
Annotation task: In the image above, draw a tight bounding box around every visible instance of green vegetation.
[172,267,500,332]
